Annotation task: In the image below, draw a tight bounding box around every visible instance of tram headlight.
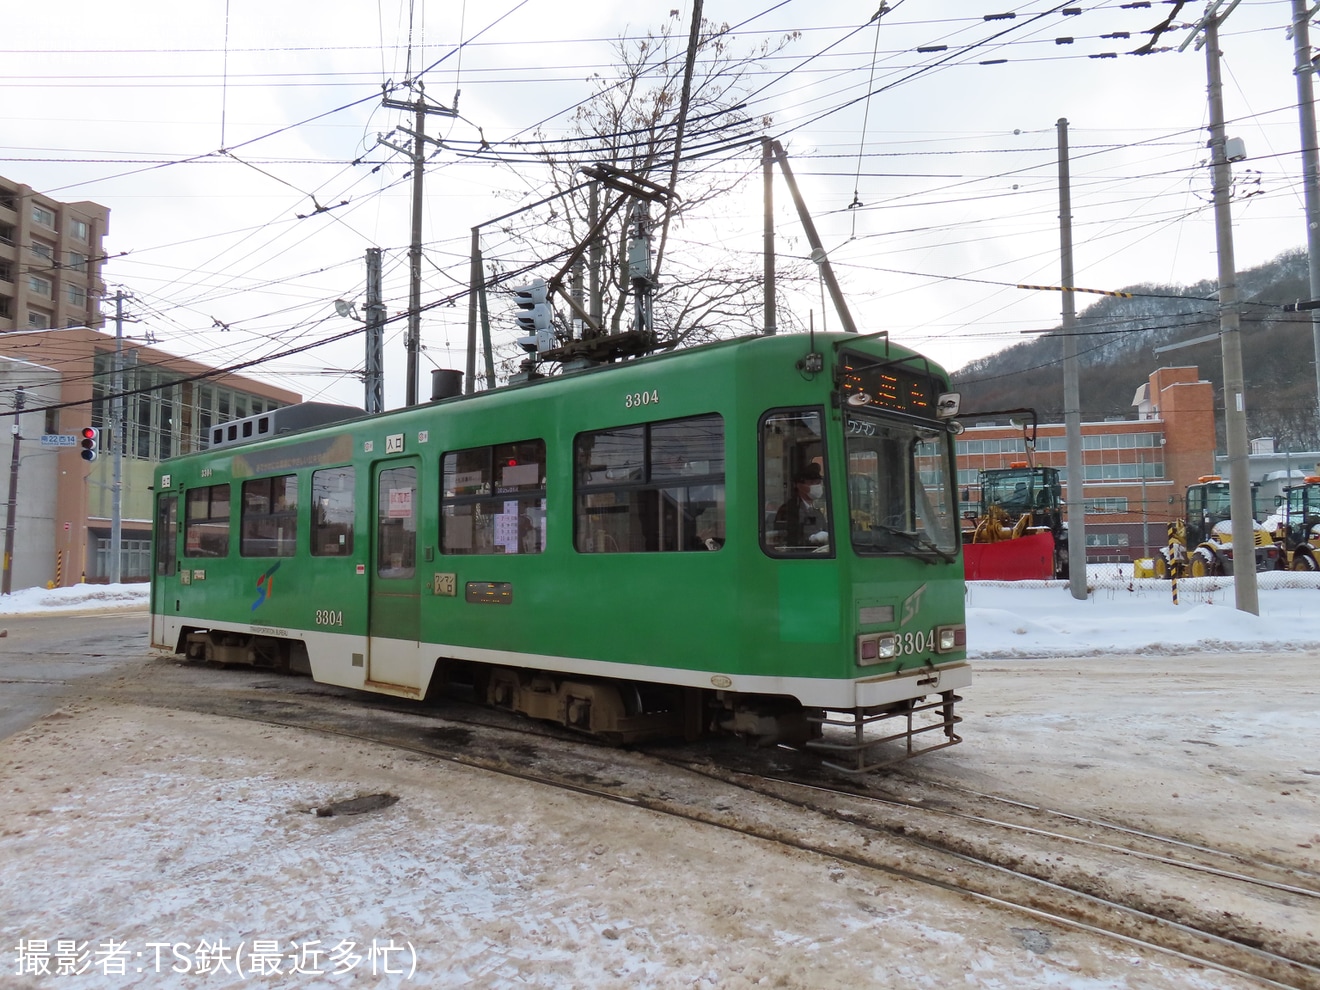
[936,625,966,653]
[856,633,898,666]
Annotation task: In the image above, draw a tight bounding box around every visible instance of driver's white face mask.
[808,484,823,500]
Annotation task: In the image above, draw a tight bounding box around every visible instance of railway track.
[104,656,1320,989]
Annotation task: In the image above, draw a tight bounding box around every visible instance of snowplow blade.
[963,532,1056,581]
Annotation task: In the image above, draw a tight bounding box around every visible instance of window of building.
[184,485,231,557]
[575,415,726,554]
[442,439,546,554]
[241,475,298,557]
[0,296,11,319]
[0,189,14,211]
[311,467,355,556]
[27,310,51,329]
[30,240,53,262]
[68,251,87,272]
[1085,497,1129,513]
[0,261,10,283]
[28,275,52,298]
[32,205,55,228]
[67,284,86,307]
[1085,532,1130,547]
[0,223,13,247]
[70,219,89,241]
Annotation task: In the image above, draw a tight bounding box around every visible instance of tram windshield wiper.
[854,525,956,563]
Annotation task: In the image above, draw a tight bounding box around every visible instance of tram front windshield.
[844,412,958,559]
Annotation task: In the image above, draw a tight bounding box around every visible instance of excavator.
[961,409,1068,581]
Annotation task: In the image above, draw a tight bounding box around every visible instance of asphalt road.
[0,608,150,740]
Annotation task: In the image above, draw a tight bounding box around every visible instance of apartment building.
[0,177,108,333]
[0,175,301,589]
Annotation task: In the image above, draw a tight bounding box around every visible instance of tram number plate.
[315,609,344,627]
[896,629,937,656]
[624,389,659,409]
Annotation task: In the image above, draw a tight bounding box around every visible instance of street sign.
[40,434,79,448]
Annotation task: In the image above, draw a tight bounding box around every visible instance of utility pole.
[1290,0,1320,439]
[364,248,384,414]
[379,83,456,406]
[2,388,24,595]
[1057,118,1088,600]
[110,290,127,584]
[762,137,776,335]
[1183,2,1259,615]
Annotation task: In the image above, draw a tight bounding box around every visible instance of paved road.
[0,609,150,740]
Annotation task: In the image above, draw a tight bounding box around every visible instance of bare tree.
[486,13,808,369]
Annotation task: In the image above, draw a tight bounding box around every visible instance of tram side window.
[184,484,231,558]
[441,439,546,555]
[311,466,355,556]
[574,414,725,553]
[761,409,831,555]
[240,475,297,557]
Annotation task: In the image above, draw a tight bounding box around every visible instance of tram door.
[150,493,179,648]
[368,460,422,691]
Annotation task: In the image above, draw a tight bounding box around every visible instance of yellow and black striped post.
[1167,521,1181,605]
[54,551,62,588]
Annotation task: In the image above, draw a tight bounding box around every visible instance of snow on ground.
[1,570,1315,988]
[6,566,1319,659]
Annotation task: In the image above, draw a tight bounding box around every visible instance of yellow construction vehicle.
[1268,476,1320,571]
[1156,476,1279,578]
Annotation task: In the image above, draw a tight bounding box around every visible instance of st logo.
[251,562,281,611]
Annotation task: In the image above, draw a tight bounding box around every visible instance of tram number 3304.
[624,389,659,409]
[315,609,345,627]
[897,629,939,656]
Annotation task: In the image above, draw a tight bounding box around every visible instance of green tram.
[150,332,969,772]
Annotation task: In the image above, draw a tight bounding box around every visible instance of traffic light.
[80,426,98,462]
[512,279,556,354]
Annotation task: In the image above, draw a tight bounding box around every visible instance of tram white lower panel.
[163,615,970,709]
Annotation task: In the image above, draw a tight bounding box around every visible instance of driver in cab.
[774,463,829,549]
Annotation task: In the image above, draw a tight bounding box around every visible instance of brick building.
[956,366,1216,561]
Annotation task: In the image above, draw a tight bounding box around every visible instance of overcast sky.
[4,0,1312,410]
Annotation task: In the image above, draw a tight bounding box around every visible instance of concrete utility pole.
[762,137,776,335]
[110,290,127,584]
[1184,3,1260,615]
[1289,0,1320,439]
[379,83,455,406]
[2,388,24,595]
[1057,118,1088,601]
[364,248,385,414]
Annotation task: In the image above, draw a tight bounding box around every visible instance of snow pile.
[0,583,149,614]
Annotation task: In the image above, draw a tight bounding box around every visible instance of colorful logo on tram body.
[251,562,281,611]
